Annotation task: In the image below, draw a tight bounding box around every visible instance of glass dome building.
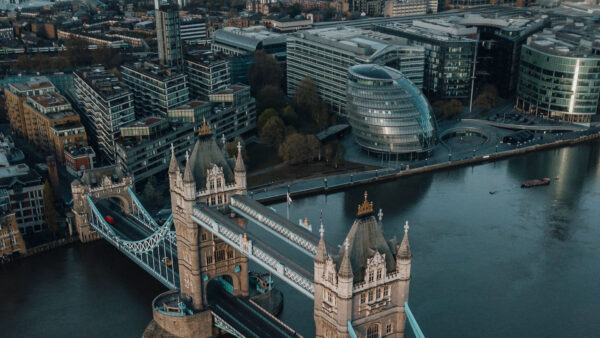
[346,64,437,157]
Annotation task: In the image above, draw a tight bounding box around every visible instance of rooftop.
[172,100,210,110]
[378,18,478,42]
[74,66,131,100]
[65,145,95,157]
[28,92,69,108]
[121,61,187,81]
[8,76,55,94]
[291,26,412,59]
[526,20,600,57]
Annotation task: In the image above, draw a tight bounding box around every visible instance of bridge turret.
[234,141,246,192]
[314,193,410,338]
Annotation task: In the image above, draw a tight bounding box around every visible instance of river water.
[2,141,600,338]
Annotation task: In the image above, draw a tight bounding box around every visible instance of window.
[201,232,207,241]
[383,286,389,297]
[367,324,379,338]
[215,249,225,261]
[368,290,374,302]
[368,271,374,282]
[360,292,366,304]
[206,255,213,265]
[386,323,392,334]
[376,269,382,280]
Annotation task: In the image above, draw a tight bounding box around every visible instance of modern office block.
[346,64,437,157]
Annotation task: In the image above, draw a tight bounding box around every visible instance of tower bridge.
[71,120,423,337]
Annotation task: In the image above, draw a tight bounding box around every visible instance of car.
[104,215,115,225]
[162,257,173,266]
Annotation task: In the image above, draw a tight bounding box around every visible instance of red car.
[104,216,115,225]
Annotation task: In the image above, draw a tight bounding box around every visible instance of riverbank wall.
[256,131,600,204]
[1,236,79,264]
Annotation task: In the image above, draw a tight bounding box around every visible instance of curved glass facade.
[346,64,437,156]
[517,45,600,125]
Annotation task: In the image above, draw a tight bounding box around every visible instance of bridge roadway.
[95,200,179,287]
[231,195,338,256]
[209,284,301,338]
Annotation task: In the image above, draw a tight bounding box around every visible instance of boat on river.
[521,178,551,188]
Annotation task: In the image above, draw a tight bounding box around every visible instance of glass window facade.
[516,45,600,125]
[347,64,437,156]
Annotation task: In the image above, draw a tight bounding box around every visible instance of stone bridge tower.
[71,165,133,242]
[314,192,411,338]
[168,121,249,312]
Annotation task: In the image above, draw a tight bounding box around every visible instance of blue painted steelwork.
[347,320,358,338]
[86,195,179,289]
[405,301,425,338]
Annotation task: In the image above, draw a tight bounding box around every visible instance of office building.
[121,62,190,117]
[442,0,532,10]
[287,27,425,116]
[73,67,136,163]
[375,19,477,99]
[208,85,257,140]
[212,26,286,83]
[516,22,600,125]
[115,117,195,182]
[168,100,212,125]
[185,50,231,100]
[180,18,208,45]
[156,1,184,70]
[346,64,437,157]
[459,13,550,97]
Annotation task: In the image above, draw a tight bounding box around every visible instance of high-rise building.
[73,67,136,163]
[0,163,44,235]
[180,18,208,45]
[156,1,184,70]
[375,19,478,100]
[346,64,437,158]
[121,62,190,117]
[287,27,425,116]
[185,50,231,100]
[516,22,600,126]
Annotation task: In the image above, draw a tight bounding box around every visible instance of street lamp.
[323,178,328,189]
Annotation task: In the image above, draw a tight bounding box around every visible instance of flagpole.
[286,185,291,220]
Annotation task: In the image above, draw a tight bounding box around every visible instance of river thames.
[1,141,599,337]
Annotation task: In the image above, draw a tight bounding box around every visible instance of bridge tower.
[168,121,249,311]
[71,165,133,242]
[314,193,411,338]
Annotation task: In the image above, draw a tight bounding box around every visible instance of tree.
[92,45,122,68]
[247,50,283,96]
[323,141,346,168]
[225,137,246,160]
[64,37,92,67]
[43,180,59,234]
[257,108,278,131]
[260,116,285,146]
[257,85,287,113]
[295,76,320,119]
[432,99,463,119]
[278,133,320,164]
[143,176,159,209]
[281,105,298,125]
[474,84,501,114]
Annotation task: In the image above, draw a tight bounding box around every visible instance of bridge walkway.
[231,195,337,256]
[195,204,314,282]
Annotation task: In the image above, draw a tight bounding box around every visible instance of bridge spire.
[398,221,411,259]
[183,150,194,183]
[338,238,353,279]
[315,209,327,263]
[234,141,245,173]
[169,143,179,174]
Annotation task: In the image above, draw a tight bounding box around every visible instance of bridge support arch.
[71,166,134,243]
